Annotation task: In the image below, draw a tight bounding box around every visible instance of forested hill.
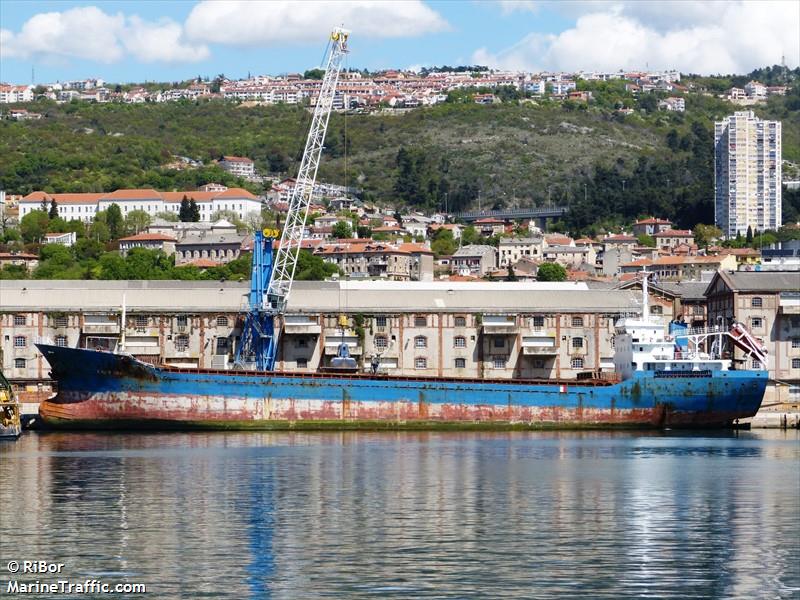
[1,82,798,234]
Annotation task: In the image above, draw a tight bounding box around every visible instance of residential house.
[620,254,737,280]
[219,156,256,179]
[315,240,434,281]
[705,271,800,407]
[0,252,39,272]
[474,217,505,237]
[175,232,245,266]
[451,245,497,276]
[43,232,77,247]
[542,245,596,269]
[632,218,673,237]
[653,229,695,250]
[498,237,543,267]
[118,233,177,257]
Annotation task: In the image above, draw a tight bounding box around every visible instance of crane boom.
[267,27,349,313]
[235,27,348,372]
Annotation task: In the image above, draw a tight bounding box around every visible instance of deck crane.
[235,27,349,371]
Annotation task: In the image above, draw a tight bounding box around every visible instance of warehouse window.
[177,315,188,327]
[14,358,25,369]
[493,337,505,348]
[454,358,466,369]
[13,336,26,348]
[414,336,427,349]
[751,297,762,308]
[414,316,426,327]
[297,358,308,369]
[217,316,229,327]
[13,315,25,326]
[532,316,544,329]
[751,317,763,329]
[571,316,584,327]
[493,357,506,369]
[650,305,663,315]
[793,358,800,370]
[415,357,427,369]
[175,335,189,352]
[454,316,467,327]
[533,359,545,369]
[54,315,69,328]
[571,358,584,369]
[572,337,584,349]
[375,316,387,328]
[296,338,308,348]
[135,315,148,328]
[454,336,466,348]
[216,338,229,354]
[55,336,68,348]
[752,359,762,369]
[792,338,800,349]
[374,336,388,350]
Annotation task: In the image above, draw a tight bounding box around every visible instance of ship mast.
[235,27,349,371]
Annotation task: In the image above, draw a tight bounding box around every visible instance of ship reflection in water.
[1,431,798,599]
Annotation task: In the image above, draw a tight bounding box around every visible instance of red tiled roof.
[119,233,176,242]
[654,229,693,237]
[634,217,672,225]
[181,258,221,268]
[222,156,253,163]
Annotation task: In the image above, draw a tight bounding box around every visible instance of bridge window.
[571,358,584,369]
[455,358,466,369]
[751,297,762,307]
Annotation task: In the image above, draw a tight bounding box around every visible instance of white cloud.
[0,6,209,65]
[474,1,800,73]
[184,0,449,45]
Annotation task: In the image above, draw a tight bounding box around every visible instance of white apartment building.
[714,111,781,237]
[219,156,256,178]
[19,188,262,224]
[0,84,33,103]
[498,237,543,266]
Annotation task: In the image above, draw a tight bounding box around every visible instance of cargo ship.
[36,284,769,430]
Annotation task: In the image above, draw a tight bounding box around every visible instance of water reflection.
[1,431,798,599]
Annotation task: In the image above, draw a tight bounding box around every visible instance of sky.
[1,1,798,84]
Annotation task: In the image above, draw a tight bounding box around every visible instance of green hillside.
[1,82,798,233]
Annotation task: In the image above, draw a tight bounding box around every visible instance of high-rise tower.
[714,111,781,237]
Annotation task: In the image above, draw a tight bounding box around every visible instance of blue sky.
[1,1,798,84]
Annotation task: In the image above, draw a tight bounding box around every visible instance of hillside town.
[0,67,790,113]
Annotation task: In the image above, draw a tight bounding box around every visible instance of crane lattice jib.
[266,28,349,313]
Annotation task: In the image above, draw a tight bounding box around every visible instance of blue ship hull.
[36,344,767,429]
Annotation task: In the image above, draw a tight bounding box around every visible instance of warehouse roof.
[0,280,641,314]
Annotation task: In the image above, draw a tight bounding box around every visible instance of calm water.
[1,430,798,599]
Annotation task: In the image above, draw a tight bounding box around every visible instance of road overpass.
[453,206,568,229]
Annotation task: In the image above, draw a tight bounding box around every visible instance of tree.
[355,225,372,239]
[106,203,123,239]
[746,225,754,245]
[189,199,201,222]
[303,69,325,80]
[155,211,179,222]
[461,225,480,245]
[20,210,50,243]
[430,228,457,256]
[295,249,340,280]
[124,210,151,235]
[179,196,192,222]
[505,265,518,281]
[694,223,722,248]
[537,262,567,282]
[48,199,59,220]
[637,234,656,248]
[332,220,353,239]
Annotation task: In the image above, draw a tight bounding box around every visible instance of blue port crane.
[235,28,349,371]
